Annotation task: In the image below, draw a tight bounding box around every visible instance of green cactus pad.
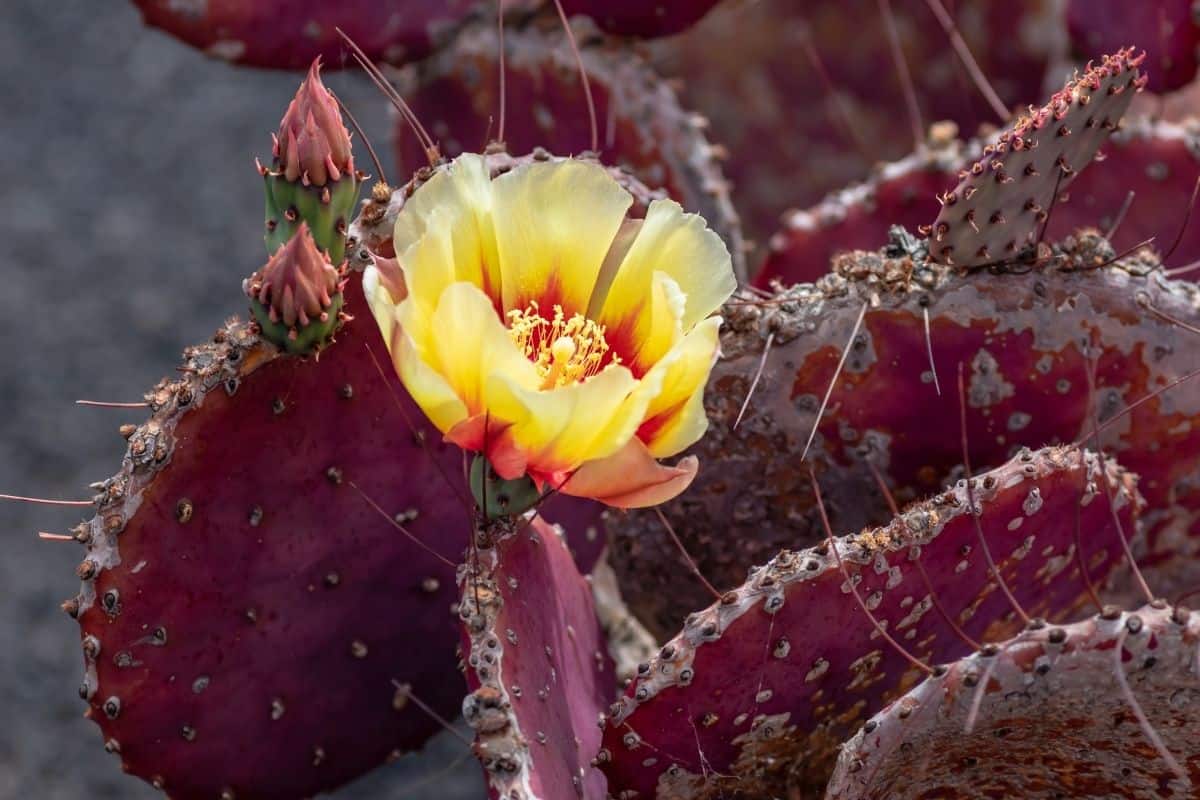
[264,172,359,264]
[249,291,343,356]
[470,455,542,519]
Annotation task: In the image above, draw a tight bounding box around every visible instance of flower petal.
[387,320,468,435]
[595,198,735,341]
[630,270,689,373]
[485,364,642,477]
[407,282,539,417]
[395,203,460,323]
[363,254,406,347]
[491,159,633,315]
[636,315,723,457]
[394,154,502,316]
[558,438,699,508]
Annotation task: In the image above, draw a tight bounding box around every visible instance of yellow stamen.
[507,301,619,389]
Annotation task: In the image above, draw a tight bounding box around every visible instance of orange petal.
[445,414,528,481]
[558,438,699,509]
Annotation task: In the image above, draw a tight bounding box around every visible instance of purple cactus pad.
[459,515,615,800]
[828,603,1200,798]
[600,447,1143,798]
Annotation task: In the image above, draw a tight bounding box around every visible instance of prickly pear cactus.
[611,237,1200,638]
[458,515,613,800]
[758,125,969,287]
[928,49,1145,266]
[64,64,607,800]
[71,277,470,799]
[649,0,1064,246]
[27,2,1200,799]
[599,447,1143,798]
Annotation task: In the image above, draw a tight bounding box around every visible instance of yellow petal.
[395,203,460,323]
[491,159,633,315]
[631,270,689,373]
[589,217,643,318]
[595,198,735,338]
[485,364,641,475]
[407,282,539,417]
[394,154,502,316]
[559,438,699,508]
[387,319,468,435]
[637,315,722,457]
[363,254,406,349]
[643,384,709,459]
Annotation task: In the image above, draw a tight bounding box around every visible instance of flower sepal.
[469,455,542,519]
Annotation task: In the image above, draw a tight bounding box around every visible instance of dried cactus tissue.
[6,2,1200,800]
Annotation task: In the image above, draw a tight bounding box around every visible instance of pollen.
[507,301,619,389]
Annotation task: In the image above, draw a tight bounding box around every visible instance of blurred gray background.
[0,2,477,797]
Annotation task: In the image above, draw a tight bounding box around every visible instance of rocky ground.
[0,3,478,797]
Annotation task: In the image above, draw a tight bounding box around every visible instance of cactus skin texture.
[559,0,721,37]
[1067,0,1200,93]
[130,0,535,69]
[1049,115,1200,268]
[392,22,745,279]
[828,603,1200,798]
[649,0,1061,248]
[599,447,1142,799]
[928,49,1145,267]
[610,235,1200,638]
[459,515,613,800]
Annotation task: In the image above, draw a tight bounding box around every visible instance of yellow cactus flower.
[365,154,735,508]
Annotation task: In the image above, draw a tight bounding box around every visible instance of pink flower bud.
[274,59,353,187]
[244,223,341,329]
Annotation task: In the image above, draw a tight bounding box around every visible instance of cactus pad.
[649,0,1061,248]
[69,274,475,798]
[757,129,968,287]
[610,236,1200,637]
[459,515,613,800]
[928,49,1145,267]
[559,0,722,37]
[130,0,534,69]
[1047,115,1200,268]
[599,447,1142,799]
[1067,0,1200,93]
[67,272,597,797]
[828,603,1200,798]
[391,22,745,278]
